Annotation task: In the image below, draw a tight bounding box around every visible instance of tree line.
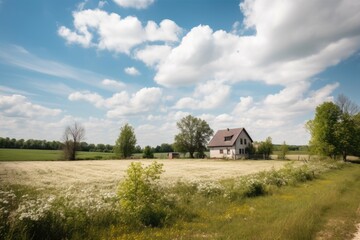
[0,136,175,154]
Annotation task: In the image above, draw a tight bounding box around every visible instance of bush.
[142,146,154,159]
[117,161,174,227]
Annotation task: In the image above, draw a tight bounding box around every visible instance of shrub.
[117,161,174,227]
[142,146,154,159]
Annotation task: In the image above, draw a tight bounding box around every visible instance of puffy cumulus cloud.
[102,79,126,90]
[227,82,340,144]
[113,0,154,9]
[154,0,360,87]
[145,19,183,42]
[0,94,62,118]
[155,25,237,87]
[107,87,163,118]
[68,90,129,109]
[68,87,162,117]
[68,91,105,108]
[58,9,181,54]
[134,45,172,67]
[124,67,140,76]
[233,96,254,114]
[174,80,230,110]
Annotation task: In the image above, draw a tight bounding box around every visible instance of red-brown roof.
[207,128,253,148]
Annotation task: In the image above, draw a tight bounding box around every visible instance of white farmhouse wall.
[234,131,252,156]
[210,147,236,159]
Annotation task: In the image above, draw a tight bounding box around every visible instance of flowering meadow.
[0,160,350,239]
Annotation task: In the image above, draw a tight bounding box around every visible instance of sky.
[0,0,360,147]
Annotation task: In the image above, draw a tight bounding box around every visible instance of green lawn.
[0,149,115,161]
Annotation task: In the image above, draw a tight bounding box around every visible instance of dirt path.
[0,159,289,189]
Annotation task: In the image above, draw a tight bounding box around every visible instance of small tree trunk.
[342,152,347,162]
[189,151,194,158]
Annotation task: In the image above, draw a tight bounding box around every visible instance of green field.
[0,149,115,161]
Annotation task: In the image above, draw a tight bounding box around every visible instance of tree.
[306,102,341,158]
[62,122,85,160]
[257,137,273,159]
[307,95,360,161]
[174,115,213,158]
[115,123,137,158]
[142,145,154,159]
[278,141,289,160]
[336,94,360,115]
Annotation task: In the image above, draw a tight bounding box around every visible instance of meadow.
[0,149,115,161]
[1,158,360,239]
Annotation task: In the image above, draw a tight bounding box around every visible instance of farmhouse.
[208,128,253,159]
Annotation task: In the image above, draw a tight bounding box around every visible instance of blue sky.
[0,0,360,146]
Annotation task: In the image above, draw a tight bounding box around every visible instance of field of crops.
[0,159,289,189]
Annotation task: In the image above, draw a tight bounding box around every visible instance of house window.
[224,135,233,141]
[240,138,243,144]
[220,149,223,154]
[227,149,230,154]
[244,139,247,145]
[239,149,241,154]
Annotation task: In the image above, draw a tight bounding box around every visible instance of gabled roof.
[207,128,253,148]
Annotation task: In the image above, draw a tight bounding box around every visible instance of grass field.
[0,149,115,161]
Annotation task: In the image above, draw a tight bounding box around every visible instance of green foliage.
[174,115,214,158]
[142,146,154,159]
[278,141,289,160]
[115,124,137,158]
[306,102,341,157]
[307,96,360,160]
[117,161,174,227]
[257,137,273,159]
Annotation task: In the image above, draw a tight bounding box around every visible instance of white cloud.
[113,0,154,9]
[68,91,104,108]
[124,67,140,76]
[228,82,340,144]
[154,0,360,87]
[98,1,107,8]
[102,79,126,90]
[233,96,253,114]
[134,44,172,67]
[68,87,163,117]
[0,94,62,118]
[174,80,230,110]
[58,9,181,54]
[145,19,182,42]
[107,87,162,118]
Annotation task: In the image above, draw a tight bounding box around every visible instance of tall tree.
[63,122,85,160]
[115,123,137,158]
[307,95,360,160]
[174,115,213,158]
[306,102,341,158]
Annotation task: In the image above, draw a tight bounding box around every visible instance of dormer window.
[224,135,233,141]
